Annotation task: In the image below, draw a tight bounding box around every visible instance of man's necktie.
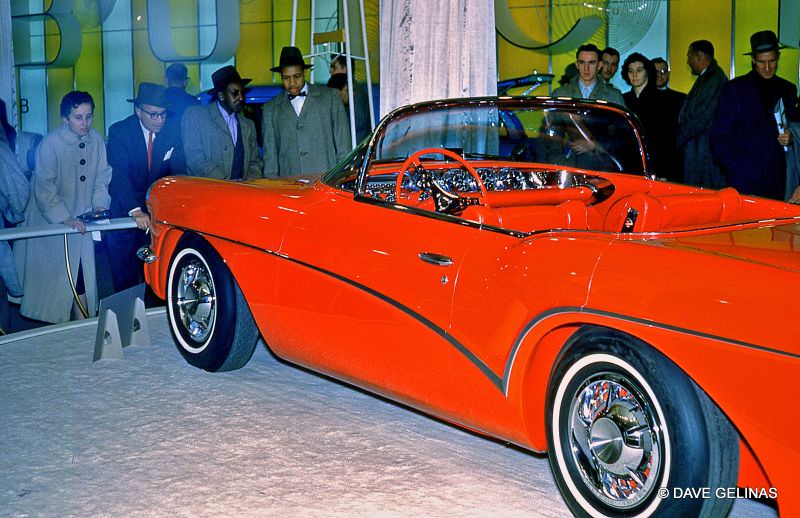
[147,131,154,171]
[288,91,307,101]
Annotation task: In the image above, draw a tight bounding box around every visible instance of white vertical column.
[379,0,497,117]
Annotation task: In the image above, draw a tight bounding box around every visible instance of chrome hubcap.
[568,375,661,508]
[175,259,216,343]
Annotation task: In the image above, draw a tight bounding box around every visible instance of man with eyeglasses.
[106,82,185,293]
[182,65,263,180]
[652,57,686,182]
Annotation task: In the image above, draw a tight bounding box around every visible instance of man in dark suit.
[261,46,350,177]
[107,82,185,292]
[677,40,728,189]
[711,30,797,200]
[182,65,263,179]
[652,57,686,183]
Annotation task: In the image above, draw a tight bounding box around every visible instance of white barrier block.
[129,297,151,347]
[93,309,124,362]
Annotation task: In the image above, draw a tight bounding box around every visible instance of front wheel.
[546,328,738,517]
[166,233,259,372]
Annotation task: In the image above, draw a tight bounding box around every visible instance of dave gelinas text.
[665,487,778,499]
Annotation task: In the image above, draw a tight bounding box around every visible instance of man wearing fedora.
[106,82,185,292]
[182,65,263,180]
[711,30,797,200]
[261,46,350,177]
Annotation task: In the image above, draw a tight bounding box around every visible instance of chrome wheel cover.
[175,258,216,344]
[567,373,663,509]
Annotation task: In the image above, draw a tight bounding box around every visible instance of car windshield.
[371,100,646,175]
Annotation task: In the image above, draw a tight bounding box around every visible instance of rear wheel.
[546,327,738,517]
[166,233,258,372]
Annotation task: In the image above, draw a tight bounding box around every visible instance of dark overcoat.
[624,86,671,179]
[710,70,798,199]
[677,60,728,188]
[106,114,185,291]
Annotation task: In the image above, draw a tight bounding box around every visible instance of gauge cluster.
[363,166,613,205]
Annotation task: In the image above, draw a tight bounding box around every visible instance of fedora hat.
[745,30,789,55]
[210,65,251,94]
[127,82,169,108]
[270,46,313,73]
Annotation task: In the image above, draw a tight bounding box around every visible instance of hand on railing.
[130,209,152,233]
[65,217,87,234]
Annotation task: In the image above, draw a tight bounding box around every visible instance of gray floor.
[0,313,778,517]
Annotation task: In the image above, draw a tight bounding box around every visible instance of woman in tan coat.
[15,91,111,323]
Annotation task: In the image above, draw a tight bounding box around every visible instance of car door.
[270,185,483,408]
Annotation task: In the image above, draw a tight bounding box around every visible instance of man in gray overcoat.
[261,46,351,177]
[677,40,728,189]
[182,66,263,179]
[15,91,111,323]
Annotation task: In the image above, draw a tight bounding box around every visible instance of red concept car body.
[143,97,800,517]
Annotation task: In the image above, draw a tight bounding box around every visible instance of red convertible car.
[142,97,800,517]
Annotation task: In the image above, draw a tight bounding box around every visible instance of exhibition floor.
[0,311,776,517]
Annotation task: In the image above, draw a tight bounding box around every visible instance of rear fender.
[507,314,771,493]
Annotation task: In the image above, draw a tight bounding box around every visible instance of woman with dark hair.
[14,91,111,323]
[621,53,670,178]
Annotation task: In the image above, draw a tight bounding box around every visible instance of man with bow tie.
[261,46,351,177]
[107,82,185,292]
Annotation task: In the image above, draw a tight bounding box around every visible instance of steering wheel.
[394,147,490,210]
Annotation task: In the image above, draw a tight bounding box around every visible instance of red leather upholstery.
[602,188,744,232]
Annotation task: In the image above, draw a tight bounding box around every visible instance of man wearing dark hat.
[164,63,199,123]
[261,46,350,177]
[182,65,263,180]
[710,30,797,199]
[106,82,185,292]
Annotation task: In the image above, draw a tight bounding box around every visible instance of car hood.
[658,221,800,272]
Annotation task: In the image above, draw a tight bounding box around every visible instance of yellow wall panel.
[241,0,270,22]
[496,3,550,90]
[46,68,74,130]
[239,23,273,85]
[669,0,733,93]
[131,0,161,88]
[45,15,73,130]
[75,30,106,132]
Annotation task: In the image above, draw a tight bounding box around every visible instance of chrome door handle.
[418,252,453,267]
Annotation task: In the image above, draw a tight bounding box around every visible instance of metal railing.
[0,218,137,241]
[0,217,140,334]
